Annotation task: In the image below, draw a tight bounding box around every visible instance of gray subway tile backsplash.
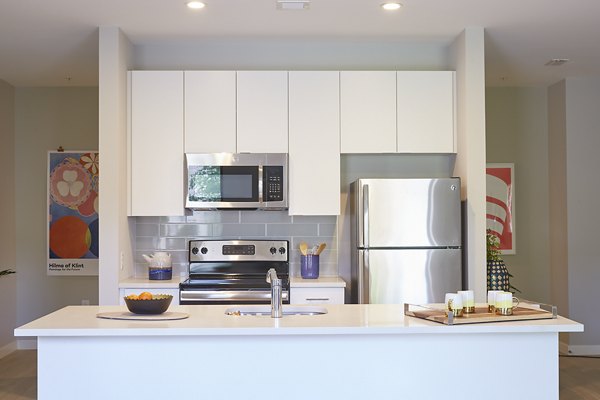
[133,211,338,278]
[136,223,159,237]
[267,223,318,237]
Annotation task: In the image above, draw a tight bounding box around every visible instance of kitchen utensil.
[315,243,326,255]
[299,242,308,256]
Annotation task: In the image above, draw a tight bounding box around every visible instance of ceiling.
[1,0,600,87]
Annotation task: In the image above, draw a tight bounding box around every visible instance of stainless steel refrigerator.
[350,178,462,304]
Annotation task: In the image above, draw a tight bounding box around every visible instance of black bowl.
[124,295,173,315]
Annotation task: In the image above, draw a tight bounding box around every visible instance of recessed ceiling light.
[276,0,310,11]
[545,58,570,66]
[186,1,205,10]
[381,2,402,11]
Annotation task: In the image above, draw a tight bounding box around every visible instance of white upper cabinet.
[396,71,456,153]
[184,71,236,153]
[237,71,288,153]
[288,71,340,215]
[129,71,184,216]
[340,71,397,153]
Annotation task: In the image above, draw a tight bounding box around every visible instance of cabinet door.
[237,71,288,153]
[340,71,396,153]
[289,71,340,215]
[129,71,184,216]
[184,71,236,153]
[397,71,456,153]
[291,287,345,304]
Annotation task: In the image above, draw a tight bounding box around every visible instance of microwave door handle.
[258,165,264,204]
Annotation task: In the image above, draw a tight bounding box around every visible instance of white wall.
[563,77,600,351]
[98,27,134,305]
[449,28,487,301]
[14,88,99,327]
[486,87,550,303]
[0,79,16,355]
[547,81,569,326]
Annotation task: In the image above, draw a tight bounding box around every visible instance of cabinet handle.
[306,298,330,302]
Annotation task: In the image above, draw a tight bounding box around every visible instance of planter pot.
[487,259,510,292]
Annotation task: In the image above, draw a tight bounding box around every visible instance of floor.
[0,351,36,400]
[0,351,599,399]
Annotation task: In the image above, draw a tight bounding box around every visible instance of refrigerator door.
[354,178,461,248]
[357,248,461,304]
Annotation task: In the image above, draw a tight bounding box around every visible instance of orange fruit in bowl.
[138,292,153,300]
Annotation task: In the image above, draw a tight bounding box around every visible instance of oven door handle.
[180,290,289,302]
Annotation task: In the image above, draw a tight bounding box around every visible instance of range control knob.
[200,247,208,255]
[270,247,277,255]
[191,247,199,255]
[278,247,286,255]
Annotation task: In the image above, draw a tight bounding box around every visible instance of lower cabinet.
[291,287,345,304]
[119,288,180,306]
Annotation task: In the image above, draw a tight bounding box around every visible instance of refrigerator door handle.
[359,250,369,304]
[363,184,369,248]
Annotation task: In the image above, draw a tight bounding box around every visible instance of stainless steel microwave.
[185,153,288,210]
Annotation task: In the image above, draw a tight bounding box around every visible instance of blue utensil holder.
[300,254,319,279]
[149,267,172,280]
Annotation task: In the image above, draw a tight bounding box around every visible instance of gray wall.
[133,40,451,71]
[485,87,550,303]
[134,212,337,278]
[15,87,99,326]
[0,79,16,350]
[563,78,600,349]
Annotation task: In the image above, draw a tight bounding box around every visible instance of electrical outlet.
[81,299,90,306]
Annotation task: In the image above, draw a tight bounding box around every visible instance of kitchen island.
[15,304,582,400]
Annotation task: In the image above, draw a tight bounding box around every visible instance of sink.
[225,305,328,316]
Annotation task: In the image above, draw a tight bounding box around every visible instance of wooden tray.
[404,303,557,325]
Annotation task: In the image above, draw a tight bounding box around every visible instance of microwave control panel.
[263,166,285,202]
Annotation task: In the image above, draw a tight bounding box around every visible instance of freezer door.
[359,248,461,304]
[354,178,461,248]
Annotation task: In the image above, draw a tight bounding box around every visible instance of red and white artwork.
[486,163,515,255]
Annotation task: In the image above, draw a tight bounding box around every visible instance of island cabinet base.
[38,332,558,400]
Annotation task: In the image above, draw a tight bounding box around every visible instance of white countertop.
[15,303,583,337]
[290,276,346,287]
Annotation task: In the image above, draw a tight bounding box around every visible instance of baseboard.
[562,344,600,356]
[0,341,17,359]
[16,338,37,350]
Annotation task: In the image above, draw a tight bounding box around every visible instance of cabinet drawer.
[119,288,180,305]
[291,287,344,304]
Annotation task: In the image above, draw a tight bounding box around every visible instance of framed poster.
[47,151,99,275]
[486,163,515,255]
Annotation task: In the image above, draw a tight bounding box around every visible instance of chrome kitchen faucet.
[266,268,282,318]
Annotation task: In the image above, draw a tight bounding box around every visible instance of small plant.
[0,269,16,277]
[486,230,520,293]
[486,231,502,261]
